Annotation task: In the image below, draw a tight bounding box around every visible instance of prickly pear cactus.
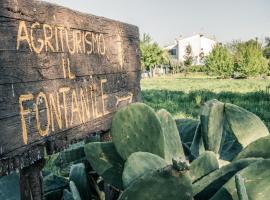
[219,121,243,161]
[0,173,20,200]
[69,163,91,200]
[84,141,124,189]
[175,118,199,145]
[224,103,269,148]
[44,142,86,177]
[69,181,82,200]
[193,158,262,199]
[157,109,185,162]
[235,174,249,200]
[189,151,219,183]
[211,159,270,200]
[43,173,68,194]
[44,189,62,200]
[111,103,165,160]
[234,135,270,161]
[63,189,75,200]
[200,99,224,154]
[119,165,193,200]
[190,123,205,158]
[122,152,167,188]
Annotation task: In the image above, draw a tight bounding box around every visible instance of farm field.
[141,73,270,129]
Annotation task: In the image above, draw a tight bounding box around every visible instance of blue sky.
[45,0,270,46]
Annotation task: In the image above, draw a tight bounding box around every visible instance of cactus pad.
[63,189,74,200]
[111,103,165,160]
[84,141,124,189]
[189,151,219,183]
[211,159,270,200]
[69,181,82,200]
[69,163,91,200]
[119,166,193,200]
[234,135,270,160]
[157,109,185,162]
[175,118,199,145]
[235,174,249,200]
[190,123,205,158]
[224,103,269,148]
[193,158,262,199]
[200,99,224,154]
[122,152,167,188]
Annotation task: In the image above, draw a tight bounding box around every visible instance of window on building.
[169,49,177,56]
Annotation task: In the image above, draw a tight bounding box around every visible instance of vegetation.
[233,39,269,78]
[141,74,270,129]
[184,44,194,67]
[140,33,169,71]
[140,34,270,79]
[20,101,269,199]
[263,37,270,59]
[205,39,269,78]
[205,44,234,78]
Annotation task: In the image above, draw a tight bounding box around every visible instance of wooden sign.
[0,0,141,176]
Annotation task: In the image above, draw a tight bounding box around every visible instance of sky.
[45,0,270,46]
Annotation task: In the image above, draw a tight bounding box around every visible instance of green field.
[141,73,270,129]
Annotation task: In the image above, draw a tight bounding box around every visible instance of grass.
[141,73,270,129]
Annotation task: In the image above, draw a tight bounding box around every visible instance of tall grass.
[141,74,270,129]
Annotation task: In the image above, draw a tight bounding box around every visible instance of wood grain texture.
[0,0,141,176]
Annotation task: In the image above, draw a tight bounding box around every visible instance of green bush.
[205,45,234,78]
[187,65,206,73]
[234,40,269,78]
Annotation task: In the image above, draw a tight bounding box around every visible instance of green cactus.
[224,103,269,148]
[44,142,86,177]
[235,174,249,200]
[44,189,62,200]
[111,103,165,160]
[190,123,205,158]
[219,120,243,161]
[63,189,75,200]
[69,163,91,200]
[122,152,167,188]
[157,109,185,162]
[43,173,68,194]
[193,158,262,199]
[211,159,270,200]
[69,181,81,200]
[119,165,193,200]
[189,151,219,183]
[0,173,20,200]
[234,135,270,161]
[200,99,225,154]
[84,141,124,189]
[175,118,199,146]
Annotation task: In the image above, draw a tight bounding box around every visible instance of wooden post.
[20,159,45,200]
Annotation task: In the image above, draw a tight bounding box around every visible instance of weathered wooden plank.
[0,0,141,176]
[0,72,140,119]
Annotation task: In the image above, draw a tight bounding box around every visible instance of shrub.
[234,40,269,78]
[187,65,206,73]
[205,45,234,78]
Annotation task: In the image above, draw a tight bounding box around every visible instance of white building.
[165,34,218,65]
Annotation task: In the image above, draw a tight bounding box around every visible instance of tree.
[234,39,268,77]
[264,37,270,73]
[184,44,193,67]
[140,33,170,76]
[205,44,234,78]
[263,37,270,58]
